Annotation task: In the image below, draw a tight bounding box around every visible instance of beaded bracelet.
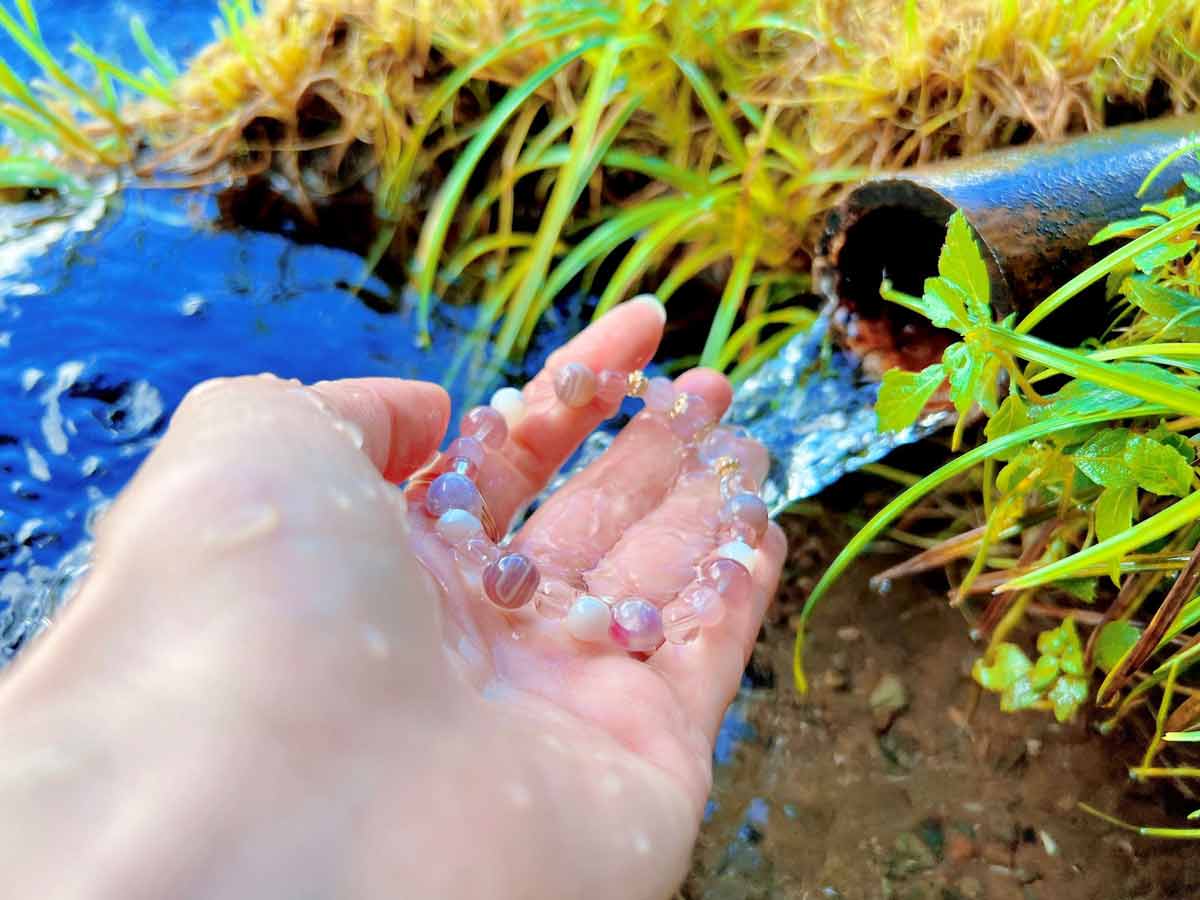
[410,364,768,654]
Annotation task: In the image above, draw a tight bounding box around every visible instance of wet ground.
[688,512,1200,900]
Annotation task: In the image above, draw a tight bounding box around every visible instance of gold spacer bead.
[626,370,648,398]
[713,455,741,478]
[669,393,689,419]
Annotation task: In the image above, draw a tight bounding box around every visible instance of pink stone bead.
[681,582,725,627]
[610,597,665,652]
[446,436,486,479]
[596,370,627,415]
[643,376,676,414]
[554,362,598,408]
[700,557,753,607]
[662,599,701,645]
[535,579,575,620]
[460,405,508,450]
[720,492,769,546]
[482,553,540,610]
[425,471,483,518]
[667,392,713,442]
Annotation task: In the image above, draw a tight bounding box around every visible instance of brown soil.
[685,512,1200,900]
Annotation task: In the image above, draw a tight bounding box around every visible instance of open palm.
[0,300,784,900]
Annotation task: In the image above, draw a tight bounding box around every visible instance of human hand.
[0,299,785,900]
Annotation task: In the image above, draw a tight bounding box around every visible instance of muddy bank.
[686,512,1200,900]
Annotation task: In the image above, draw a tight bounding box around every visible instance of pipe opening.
[828,202,958,376]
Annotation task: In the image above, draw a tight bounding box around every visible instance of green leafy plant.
[797,175,1200,834]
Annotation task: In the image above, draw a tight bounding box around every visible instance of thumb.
[309,378,450,483]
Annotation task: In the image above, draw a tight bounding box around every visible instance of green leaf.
[942,341,979,417]
[1124,434,1195,496]
[972,644,1032,692]
[985,393,1030,443]
[1126,278,1200,321]
[876,363,944,432]
[1058,577,1098,603]
[1074,429,1193,496]
[1073,429,1136,488]
[1090,213,1167,245]
[1095,621,1141,673]
[1095,484,1137,544]
[1031,654,1060,691]
[1048,676,1088,723]
[1002,675,1044,712]
[1134,240,1196,274]
[938,211,991,321]
[921,275,969,330]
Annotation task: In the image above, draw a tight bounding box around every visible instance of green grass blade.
[410,38,603,343]
[70,40,176,105]
[1017,204,1200,333]
[999,491,1200,592]
[730,322,810,383]
[593,203,706,317]
[129,15,178,82]
[1137,138,1200,197]
[0,155,82,191]
[989,326,1200,416]
[718,307,816,371]
[701,238,760,367]
[491,39,625,361]
[793,404,1167,692]
[672,54,747,167]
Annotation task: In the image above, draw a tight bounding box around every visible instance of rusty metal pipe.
[817,116,1200,376]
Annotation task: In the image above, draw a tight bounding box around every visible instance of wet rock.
[888,832,939,877]
[879,727,922,772]
[870,673,910,731]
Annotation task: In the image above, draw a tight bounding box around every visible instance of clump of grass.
[9,0,1200,370]
[799,159,1200,835]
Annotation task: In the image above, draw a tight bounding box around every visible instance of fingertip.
[314,378,450,482]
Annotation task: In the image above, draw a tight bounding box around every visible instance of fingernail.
[628,293,667,324]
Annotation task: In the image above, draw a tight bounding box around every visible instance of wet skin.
[0,300,786,900]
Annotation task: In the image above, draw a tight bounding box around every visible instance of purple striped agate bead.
[482,553,541,610]
[554,362,599,408]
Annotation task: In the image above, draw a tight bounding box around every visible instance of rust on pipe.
[816,116,1200,377]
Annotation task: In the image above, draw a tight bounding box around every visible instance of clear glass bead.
[667,393,713,442]
[643,377,675,414]
[461,405,508,450]
[535,579,575,620]
[596,370,627,415]
[662,599,700,645]
[720,470,758,500]
[719,492,769,546]
[680,582,725,627]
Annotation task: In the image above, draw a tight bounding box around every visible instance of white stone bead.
[490,387,527,429]
[716,540,756,572]
[436,509,483,545]
[566,595,612,643]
